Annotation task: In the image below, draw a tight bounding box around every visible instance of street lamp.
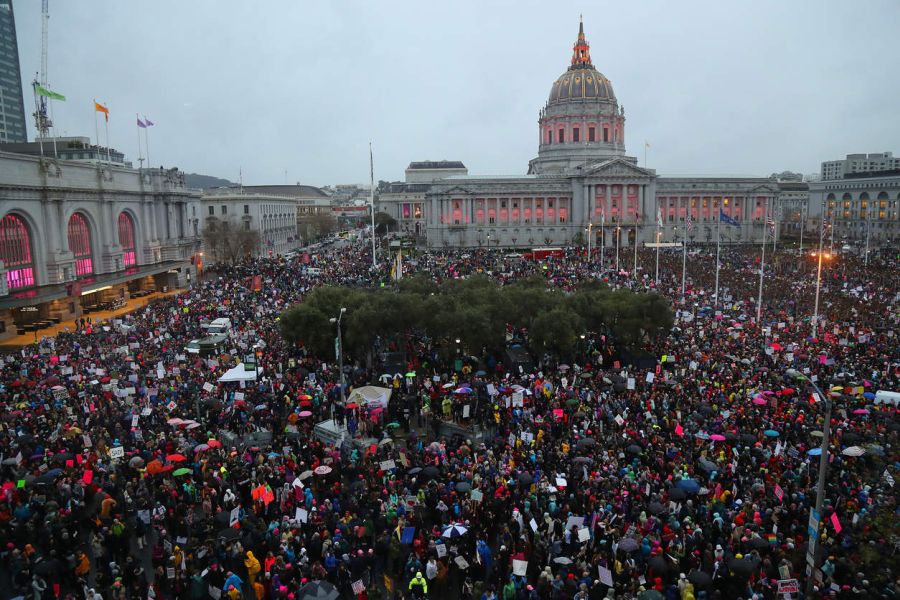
[615,225,621,273]
[586,222,593,264]
[329,307,347,412]
[786,369,837,595]
[810,251,832,338]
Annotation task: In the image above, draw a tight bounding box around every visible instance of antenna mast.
[32,0,52,138]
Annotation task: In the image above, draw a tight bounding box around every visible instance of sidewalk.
[1,288,184,348]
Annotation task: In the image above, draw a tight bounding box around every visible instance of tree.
[202,217,260,265]
[374,212,397,235]
[297,211,338,243]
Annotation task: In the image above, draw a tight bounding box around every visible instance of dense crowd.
[0,238,897,600]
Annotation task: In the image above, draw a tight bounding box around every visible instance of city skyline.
[12,0,900,186]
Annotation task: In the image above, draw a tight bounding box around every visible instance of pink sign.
[830,512,842,534]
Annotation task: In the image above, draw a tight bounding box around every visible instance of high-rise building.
[821,152,900,180]
[0,0,27,143]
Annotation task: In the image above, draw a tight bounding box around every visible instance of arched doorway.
[67,212,94,277]
[118,212,136,267]
[0,213,36,289]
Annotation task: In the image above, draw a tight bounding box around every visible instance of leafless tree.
[202,217,261,264]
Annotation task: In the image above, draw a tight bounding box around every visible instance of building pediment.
[577,158,656,180]
[747,183,779,194]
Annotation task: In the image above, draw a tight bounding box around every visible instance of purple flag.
[143,116,154,127]
[137,117,147,128]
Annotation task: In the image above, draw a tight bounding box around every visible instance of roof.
[407,161,466,170]
[237,184,329,198]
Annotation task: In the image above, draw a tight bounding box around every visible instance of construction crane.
[32,0,52,137]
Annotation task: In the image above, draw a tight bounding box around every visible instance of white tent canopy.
[347,385,392,409]
[218,363,261,383]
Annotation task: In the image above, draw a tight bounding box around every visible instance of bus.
[524,247,564,261]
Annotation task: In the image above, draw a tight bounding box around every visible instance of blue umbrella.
[676,479,701,494]
[807,448,822,456]
[454,387,473,395]
[441,523,469,539]
[764,430,779,438]
[862,392,875,400]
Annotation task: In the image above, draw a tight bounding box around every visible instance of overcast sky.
[14,0,900,186]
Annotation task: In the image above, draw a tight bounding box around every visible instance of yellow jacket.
[245,551,261,576]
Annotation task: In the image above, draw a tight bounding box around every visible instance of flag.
[645,141,651,149]
[94,101,109,122]
[719,210,740,227]
[137,117,147,128]
[767,216,776,234]
[143,116,154,126]
[34,84,65,101]
[657,208,663,228]
[686,215,694,232]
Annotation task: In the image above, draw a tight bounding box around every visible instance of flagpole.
[757,203,768,323]
[714,211,721,310]
[798,201,805,257]
[144,120,151,168]
[48,98,58,158]
[633,215,638,279]
[369,142,376,269]
[104,112,111,163]
[93,99,100,163]
[615,224,620,272]
[32,84,45,158]
[135,114,144,168]
[654,211,661,285]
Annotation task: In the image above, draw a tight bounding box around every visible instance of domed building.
[418,19,778,251]
[529,19,629,175]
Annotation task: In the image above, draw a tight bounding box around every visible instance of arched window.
[118,212,136,267]
[0,214,35,289]
[67,212,93,277]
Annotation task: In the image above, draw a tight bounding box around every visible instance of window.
[221,205,227,215]
[208,206,214,216]
[558,128,565,143]
[588,127,595,142]
[67,212,93,277]
[117,212,136,267]
[603,127,609,143]
[572,127,580,142]
[0,213,35,289]
[244,204,249,214]
[547,130,552,144]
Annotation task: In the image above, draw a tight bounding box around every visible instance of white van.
[205,318,232,335]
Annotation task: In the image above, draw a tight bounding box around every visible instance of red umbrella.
[299,399,312,407]
[167,454,187,462]
[345,403,359,410]
[207,440,223,449]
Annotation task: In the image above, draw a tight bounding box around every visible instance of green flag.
[34,84,66,101]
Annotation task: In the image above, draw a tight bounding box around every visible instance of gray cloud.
[14,0,900,185]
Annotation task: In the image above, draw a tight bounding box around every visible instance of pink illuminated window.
[558,208,568,223]
[476,209,485,224]
[0,214,35,289]
[68,212,93,277]
[118,212,136,267]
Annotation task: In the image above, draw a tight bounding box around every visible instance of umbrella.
[207,439,223,449]
[379,438,393,446]
[668,488,687,501]
[194,444,210,453]
[455,482,472,493]
[298,470,314,480]
[558,364,570,371]
[129,456,145,468]
[694,432,710,440]
[752,396,768,406]
[764,429,779,438]
[167,418,184,426]
[841,432,860,444]
[863,391,876,400]
[146,460,164,475]
[853,409,870,415]
[421,466,440,480]
[298,394,312,401]
[866,444,885,456]
[441,523,469,539]
[345,403,359,410]
[618,538,640,552]
[747,537,769,550]
[709,434,726,442]
[810,430,824,438]
[724,432,739,443]
[647,502,666,516]
[217,528,241,541]
[807,448,822,456]
[647,555,670,576]
[698,459,717,473]
[167,454,187,462]
[728,556,758,577]
[842,446,865,457]
[173,468,192,477]
[298,410,313,417]
[186,422,202,429]
[386,422,401,428]
[314,465,332,476]
[405,371,416,378]
[453,387,473,394]
[517,472,534,486]
[638,591,664,600]
[740,433,757,445]
[676,479,701,494]
[573,456,593,464]
[407,467,422,476]
[688,570,712,587]
[576,438,596,448]
[626,444,642,455]
[552,556,573,565]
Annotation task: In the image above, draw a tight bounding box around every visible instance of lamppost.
[329,308,347,413]
[810,250,832,339]
[615,225,621,273]
[786,369,836,595]
[586,222,593,264]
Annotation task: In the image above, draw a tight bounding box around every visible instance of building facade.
[201,191,300,259]
[425,20,777,249]
[808,173,900,247]
[379,161,467,237]
[0,151,201,339]
[0,0,27,143]
[0,137,132,166]
[821,152,900,181]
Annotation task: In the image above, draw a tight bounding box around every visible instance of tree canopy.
[278,275,673,361]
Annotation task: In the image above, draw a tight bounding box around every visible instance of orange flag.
[94,101,109,122]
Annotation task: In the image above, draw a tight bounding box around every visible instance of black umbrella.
[728,556,759,577]
[668,488,687,501]
[740,433,757,445]
[618,538,640,553]
[626,444,642,455]
[648,501,666,515]
[648,555,670,576]
[698,459,717,473]
[576,438,596,448]
[841,432,861,443]
[217,528,241,541]
[688,570,712,587]
[407,467,422,476]
[455,481,472,493]
[573,456,593,464]
[298,581,340,600]
[421,466,440,480]
[517,472,534,486]
[724,432,739,443]
[50,453,73,463]
[747,537,769,550]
